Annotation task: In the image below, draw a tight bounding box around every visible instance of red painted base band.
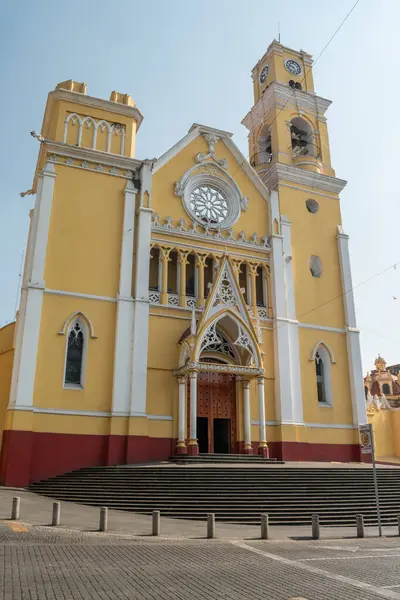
[0,430,173,488]
[242,447,253,455]
[267,441,362,463]
[0,429,363,487]
[258,445,269,458]
[187,443,199,456]
[175,444,187,455]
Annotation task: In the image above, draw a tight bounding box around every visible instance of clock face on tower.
[259,65,269,83]
[285,59,301,75]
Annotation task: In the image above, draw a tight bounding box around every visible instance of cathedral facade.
[0,41,367,486]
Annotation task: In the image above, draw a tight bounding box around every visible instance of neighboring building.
[365,356,400,408]
[365,356,400,461]
[0,40,367,487]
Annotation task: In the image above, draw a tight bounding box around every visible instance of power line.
[267,259,400,336]
[232,0,361,178]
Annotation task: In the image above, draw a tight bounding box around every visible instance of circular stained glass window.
[189,185,229,227]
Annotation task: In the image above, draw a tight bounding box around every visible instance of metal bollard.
[261,513,269,540]
[207,513,215,539]
[311,514,320,540]
[11,497,20,520]
[152,510,160,536]
[356,514,364,538]
[99,507,108,532]
[52,502,61,526]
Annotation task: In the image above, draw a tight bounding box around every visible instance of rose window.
[189,185,229,227]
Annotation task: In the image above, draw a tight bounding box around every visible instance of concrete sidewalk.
[0,486,397,541]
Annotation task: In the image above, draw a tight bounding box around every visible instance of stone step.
[28,463,400,526]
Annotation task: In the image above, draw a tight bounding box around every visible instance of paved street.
[1,487,400,599]
[2,518,400,599]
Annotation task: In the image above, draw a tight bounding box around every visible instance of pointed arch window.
[312,344,334,406]
[315,352,326,404]
[63,317,89,389]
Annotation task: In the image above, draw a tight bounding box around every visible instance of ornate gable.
[197,256,254,331]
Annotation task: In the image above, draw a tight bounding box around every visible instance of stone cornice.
[262,163,347,195]
[44,140,143,174]
[188,123,233,139]
[47,89,144,130]
[174,361,264,377]
[242,81,331,130]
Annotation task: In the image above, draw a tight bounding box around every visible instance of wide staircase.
[28,463,400,526]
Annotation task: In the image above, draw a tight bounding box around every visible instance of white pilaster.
[337,226,367,426]
[30,162,56,287]
[130,161,153,416]
[177,377,187,449]
[111,180,137,415]
[281,215,303,424]
[269,190,303,425]
[9,162,56,408]
[243,380,252,451]
[257,377,267,445]
[189,371,198,442]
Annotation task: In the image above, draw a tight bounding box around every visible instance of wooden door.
[189,372,236,453]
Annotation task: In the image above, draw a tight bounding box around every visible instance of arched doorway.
[194,368,236,454]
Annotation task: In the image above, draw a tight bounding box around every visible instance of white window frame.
[314,344,333,407]
[63,316,89,390]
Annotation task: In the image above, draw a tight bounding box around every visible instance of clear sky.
[0,0,398,373]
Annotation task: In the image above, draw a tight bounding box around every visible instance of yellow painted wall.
[43,97,137,158]
[45,165,126,297]
[368,411,395,458]
[0,323,15,448]
[34,294,116,414]
[299,329,352,424]
[278,184,345,329]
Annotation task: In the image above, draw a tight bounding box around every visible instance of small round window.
[306,199,319,213]
[189,185,229,227]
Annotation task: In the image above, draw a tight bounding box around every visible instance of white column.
[9,162,56,408]
[111,180,137,415]
[257,377,268,456]
[337,226,367,426]
[176,377,187,453]
[243,380,252,453]
[188,371,199,454]
[269,190,303,425]
[130,161,153,417]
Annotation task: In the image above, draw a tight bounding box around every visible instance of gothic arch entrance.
[189,369,236,454]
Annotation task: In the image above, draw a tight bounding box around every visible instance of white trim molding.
[47,88,144,130]
[310,340,336,364]
[10,405,172,420]
[251,419,356,430]
[58,311,97,338]
[270,196,303,426]
[130,163,153,416]
[242,81,331,130]
[112,180,137,416]
[44,288,117,303]
[9,162,57,409]
[262,163,347,195]
[299,322,345,334]
[337,226,367,426]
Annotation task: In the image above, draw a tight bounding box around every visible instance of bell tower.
[242,40,367,436]
[243,40,335,178]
